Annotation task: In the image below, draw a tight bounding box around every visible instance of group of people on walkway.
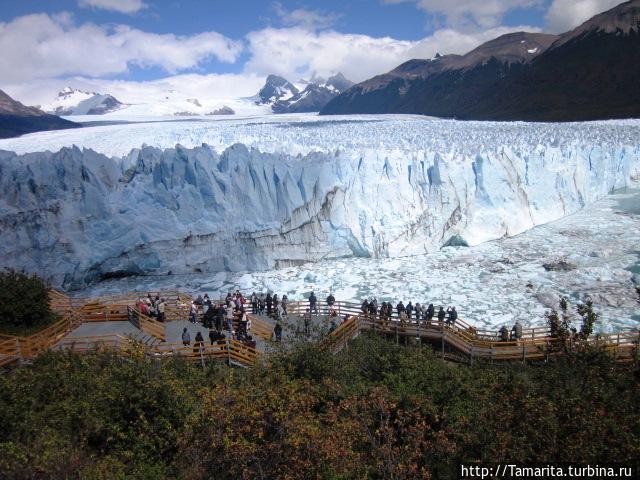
[188,291,256,349]
[182,288,526,348]
[499,321,523,342]
[139,294,167,322]
[360,298,459,326]
[248,292,289,320]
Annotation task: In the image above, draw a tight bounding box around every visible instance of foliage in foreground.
[0,269,56,335]
[0,335,638,480]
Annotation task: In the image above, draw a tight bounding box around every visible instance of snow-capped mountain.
[43,87,125,116]
[0,89,78,138]
[255,75,299,106]
[256,73,354,113]
[0,116,638,289]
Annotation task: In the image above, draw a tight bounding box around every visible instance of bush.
[0,334,638,479]
[0,269,56,335]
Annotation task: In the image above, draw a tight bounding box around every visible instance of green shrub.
[0,269,56,335]
[0,334,637,479]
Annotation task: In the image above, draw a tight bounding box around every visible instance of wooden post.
[226,340,231,366]
[441,329,445,359]
[15,338,22,365]
[199,344,205,368]
[522,343,526,364]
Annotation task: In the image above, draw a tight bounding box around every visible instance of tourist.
[499,325,510,342]
[139,299,149,316]
[182,327,191,346]
[194,294,204,306]
[225,304,234,332]
[273,294,279,312]
[258,293,265,315]
[326,293,336,309]
[190,302,198,324]
[204,304,216,328]
[157,298,166,322]
[276,302,285,321]
[251,292,258,314]
[274,322,282,342]
[447,306,458,326]
[215,304,224,331]
[194,331,204,355]
[303,308,312,335]
[437,307,446,323]
[282,294,288,315]
[265,293,273,316]
[361,299,370,315]
[369,298,378,315]
[396,301,405,318]
[239,309,248,336]
[309,291,318,314]
[414,302,422,322]
[426,303,435,322]
[406,301,414,320]
[399,309,408,326]
[512,320,523,340]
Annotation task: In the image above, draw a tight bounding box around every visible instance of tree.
[0,269,56,334]
[546,297,572,353]
[576,297,598,340]
[546,296,600,355]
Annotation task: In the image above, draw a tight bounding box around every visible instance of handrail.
[127,306,166,342]
[1,289,636,370]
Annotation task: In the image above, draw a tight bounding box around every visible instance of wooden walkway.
[1,292,638,369]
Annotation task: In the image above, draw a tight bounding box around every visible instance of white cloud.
[384,0,543,28]
[244,25,540,83]
[271,2,339,30]
[545,0,624,32]
[78,0,146,14]
[0,13,243,84]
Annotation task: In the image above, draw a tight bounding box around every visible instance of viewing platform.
[1,290,638,369]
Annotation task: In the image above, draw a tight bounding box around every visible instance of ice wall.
[1,125,639,289]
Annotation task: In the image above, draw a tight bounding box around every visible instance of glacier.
[0,116,639,292]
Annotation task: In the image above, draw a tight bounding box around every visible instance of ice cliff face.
[1,121,639,289]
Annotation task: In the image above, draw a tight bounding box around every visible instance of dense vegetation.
[1,334,638,479]
[0,270,56,335]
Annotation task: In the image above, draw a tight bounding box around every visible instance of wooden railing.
[322,315,359,354]
[152,338,259,367]
[246,314,275,340]
[0,336,21,368]
[54,334,135,354]
[2,291,635,370]
[18,312,84,359]
[315,306,638,364]
[127,306,167,342]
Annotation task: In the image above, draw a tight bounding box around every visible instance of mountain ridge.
[0,89,79,139]
[321,0,640,121]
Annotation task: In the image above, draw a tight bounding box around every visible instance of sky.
[0,0,625,105]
